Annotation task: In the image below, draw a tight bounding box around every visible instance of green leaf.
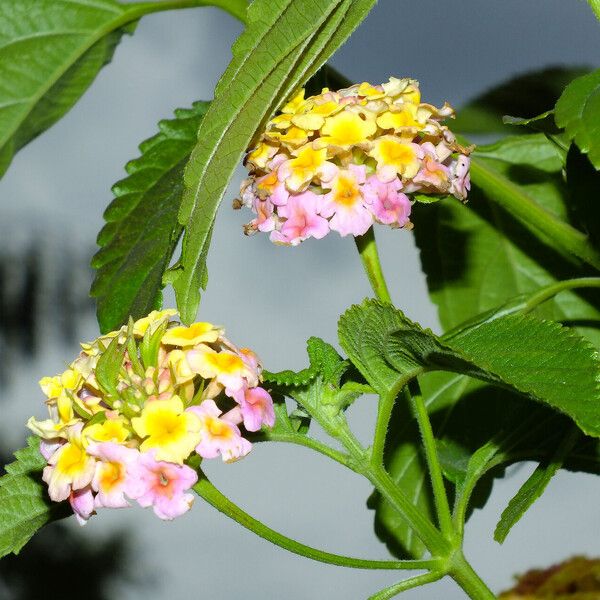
[95,334,125,396]
[338,301,414,396]
[555,69,600,169]
[171,0,376,323]
[91,101,209,333]
[414,133,600,342]
[502,110,562,136]
[341,300,600,437]
[445,314,600,437]
[347,299,600,557]
[0,0,144,178]
[493,430,577,545]
[590,0,600,21]
[453,67,588,135]
[0,438,69,557]
[404,130,600,542]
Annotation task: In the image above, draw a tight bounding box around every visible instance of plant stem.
[362,462,451,557]
[257,431,359,473]
[407,385,454,540]
[368,570,444,600]
[523,277,600,313]
[129,0,248,23]
[355,227,392,303]
[371,388,396,467]
[450,551,497,600]
[470,157,600,272]
[194,470,438,571]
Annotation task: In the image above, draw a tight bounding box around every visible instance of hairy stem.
[523,277,600,313]
[371,388,396,467]
[368,570,444,599]
[450,551,497,600]
[256,431,359,473]
[194,470,438,571]
[355,227,392,303]
[407,385,454,540]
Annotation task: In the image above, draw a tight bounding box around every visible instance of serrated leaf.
[0,0,142,178]
[338,302,413,396]
[0,438,69,557]
[404,129,600,545]
[555,69,600,169]
[91,101,209,333]
[342,300,600,436]
[262,367,317,387]
[494,427,580,544]
[590,0,600,21]
[171,0,375,323]
[453,67,588,135]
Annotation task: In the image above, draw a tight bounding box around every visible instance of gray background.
[1,1,600,598]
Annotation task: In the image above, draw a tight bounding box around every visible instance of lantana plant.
[1,1,600,599]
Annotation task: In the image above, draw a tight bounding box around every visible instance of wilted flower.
[238,77,472,245]
[28,310,274,523]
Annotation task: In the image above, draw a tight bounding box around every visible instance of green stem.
[371,389,396,467]
[194,470,438,571]
[257,431,358,473]
[449,551,496,600]
[523,277,600,314]
[363,463,451,557]
[355,227,392,303]
[129,0,248,23]
[470,157,600,271]
[368,570,444,600]
[407,386,454,540]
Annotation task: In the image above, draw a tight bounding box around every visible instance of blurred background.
[1,1,600,598]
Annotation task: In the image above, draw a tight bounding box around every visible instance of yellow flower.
[168,349,196,384]
[162,322,221,347]
[84,417,130,444]
[246,142,278,169]
[39,369,81,399]
[357,82,385,99]
[44,430,96,501]
[369,136,422,180]
[319,111,376,149]
[133,309,177,337]
[265,126,308,148]
[131,396,201,464]
[281,89,306,114]
[376,104,426,131]
[282,145,329,191]
[186,347,252,390]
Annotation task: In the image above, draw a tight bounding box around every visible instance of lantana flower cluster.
[28,310,274,523]
[238,77,471,245]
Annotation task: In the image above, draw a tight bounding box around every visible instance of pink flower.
[127,452,198,520]
[69,485,95,526]
[320,165,373,237]
[229,386,275,432]
[188,400,252,462]
[87,442,140,509]
[413,142,450,190]
[271,191,329,245]
[363,175,412,227]
[253,197,276,232]
[448,155,471,201]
